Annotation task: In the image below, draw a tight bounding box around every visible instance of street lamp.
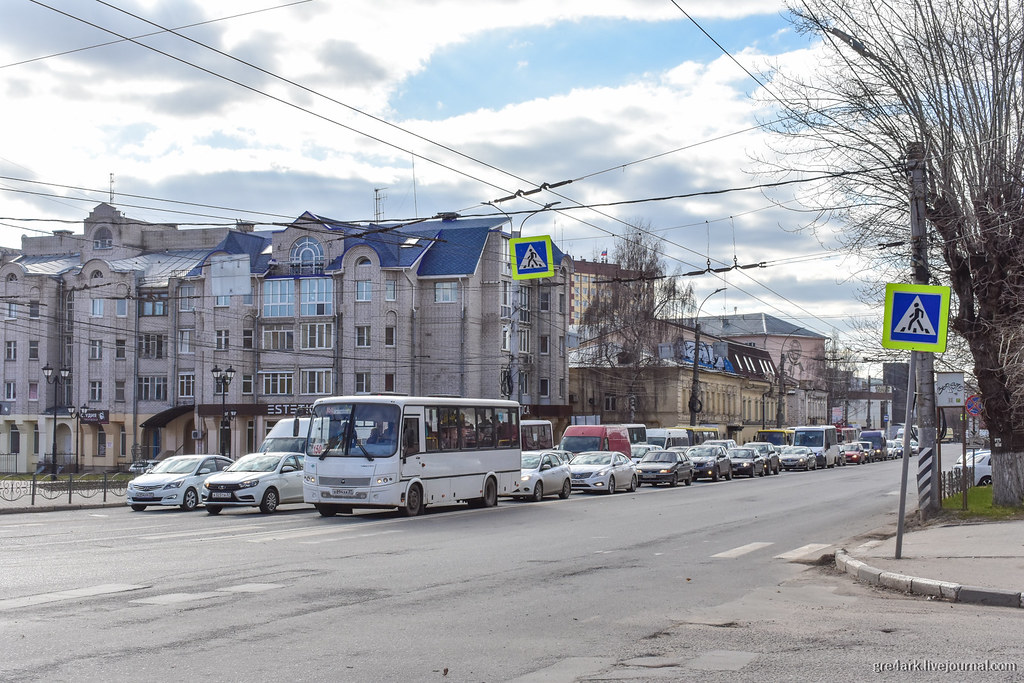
[211,365,235,459]
[689,287,726,426]
[41,364,72,477]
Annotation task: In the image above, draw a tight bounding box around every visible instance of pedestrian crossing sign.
[882,283,951,352]
[510,235,554,280]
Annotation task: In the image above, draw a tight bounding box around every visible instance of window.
[518,287,531,323]
[137,334,166,359]
[4,382,15,400]
[300,369,332,395]
[115,381,125,402]
[604,395,617,411]
[501,325,510,352]
[242,329,254,349]
[300,322,333,350]
[384,373,395,392]
[356,256,371,266]
[216,329,229,351]
[93,227,112,249]
[559,378,565,398]
[385,279,397,301]
[178,284,197,311]
[539,378,550,398]
[355,372,370,393]
[290,236,325,272]
[559,335,565,357]
[385,326,395,347]
[5,341,15,361]
[300,278,333,315]
[215,295,230,307]
[115,299,127,317]
[356,325,371,347]
[6,302,15,319]
[435,281,457,303]
[28,340,38,360]
[263,279,295,317]
[500,281,512,318]
[178,329,194,354]
[89,381,103,402]
[559,292,565,313]
[138,293,168,316]
[178,373,195,399]
[136,376,168,401]
[120,426,127,458]
[115,339,127,360]
[263,324,294,351]
[262,372,293,395]
[356,280,372,302]
[539,289,550,311]
[97,428,107,457]
[539,335,550,355]
[28,382,38,400]
[241,374,254,395]
[91,299,104,317]
[89,339,103,360]
[518,329,531,354]
[29,301,40,319]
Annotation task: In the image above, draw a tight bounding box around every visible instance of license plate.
[211,492,231,499]
[135,493,154,499]
[331,488,353,496]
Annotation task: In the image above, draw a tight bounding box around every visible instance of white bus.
[303,395,521,517]
[521,419,554,450]
[792,425,840,468]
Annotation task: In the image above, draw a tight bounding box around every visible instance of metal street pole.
[689,288,725,426]
[41,365,71,478]
[211,365,235,459]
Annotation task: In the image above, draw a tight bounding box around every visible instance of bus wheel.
[482,477,498,507]
[316,504,338,517]
[402,484,425,516]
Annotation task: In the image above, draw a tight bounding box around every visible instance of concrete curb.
[834,549,1022,608]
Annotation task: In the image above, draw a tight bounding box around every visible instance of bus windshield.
[308,403,401,459]
[793,430,824,448]
[754,430,789,447]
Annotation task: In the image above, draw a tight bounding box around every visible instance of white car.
[568,450,638,494]
[509,450,572,501]
[953,450,992,486]
[202,452,307,514]
[127,455,233,511]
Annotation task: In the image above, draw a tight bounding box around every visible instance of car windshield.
[782,447,809,455]
[561,436,602,453]
[687,447,717,458]
[729,449,756,458]
[570,452,613,466]
[641,451,678,463]
[227,454,283,472]
[150,457,200,474]
[521,453,541,469]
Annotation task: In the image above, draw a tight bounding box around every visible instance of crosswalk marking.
[712,542,774,558]
[773,543,831,560]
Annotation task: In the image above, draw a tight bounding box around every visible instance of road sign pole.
[895,351,917,559]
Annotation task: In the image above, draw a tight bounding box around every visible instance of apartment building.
[0,203,572,473]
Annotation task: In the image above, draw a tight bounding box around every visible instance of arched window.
[90,270,103,279]
[93,227,113,249]
[289,237,324,273]
[356,256,371,266]
[6,274,16,283]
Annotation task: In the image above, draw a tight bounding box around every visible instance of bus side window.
[403,417,420,456]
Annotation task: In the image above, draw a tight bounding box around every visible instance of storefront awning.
[140,404,195,428]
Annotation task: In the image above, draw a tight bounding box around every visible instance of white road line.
[218,583,283,593]
[131,592,223,605]
[0,584,147,611]
[774,543,831,560]
[711,542,774,559]
[297,529,403,544]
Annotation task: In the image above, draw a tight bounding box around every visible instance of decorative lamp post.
[689,288,726,426]
[41,364,72,477]
[211,365,235,459]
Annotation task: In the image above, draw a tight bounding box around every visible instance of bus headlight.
[375,474,396,485]
[304,474,317,485]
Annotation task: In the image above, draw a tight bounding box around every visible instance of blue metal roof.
[186,230,273,277]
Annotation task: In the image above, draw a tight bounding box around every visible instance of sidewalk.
[837,519,1024,608]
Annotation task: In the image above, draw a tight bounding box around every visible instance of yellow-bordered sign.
[510,235,554,280]
[882,283,951,352]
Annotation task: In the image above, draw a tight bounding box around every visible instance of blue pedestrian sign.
[882,283,951,352]
[510,235,554,280]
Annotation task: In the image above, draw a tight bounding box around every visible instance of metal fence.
[0,473,132,507]
[940,467,977,501]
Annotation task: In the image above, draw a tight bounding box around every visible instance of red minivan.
[559,424,632,457]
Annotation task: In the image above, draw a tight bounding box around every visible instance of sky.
[0,0,881,343]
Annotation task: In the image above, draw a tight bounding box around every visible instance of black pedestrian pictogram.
[893,295,936,337]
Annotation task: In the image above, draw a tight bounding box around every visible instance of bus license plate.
[332,488,353,497]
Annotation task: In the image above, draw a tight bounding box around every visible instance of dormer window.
[356,256,371,266]
[289,236,324,274]
[90,270,103,279]
[93,227,113,249]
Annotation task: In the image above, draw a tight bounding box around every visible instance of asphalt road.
[2,457,1021,682]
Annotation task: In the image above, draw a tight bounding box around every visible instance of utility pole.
[775,352,786,428]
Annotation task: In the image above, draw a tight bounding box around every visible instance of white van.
[259,418,310,454]
[645,428,691,450]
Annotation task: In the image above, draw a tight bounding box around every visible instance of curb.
[834,549,1023,608]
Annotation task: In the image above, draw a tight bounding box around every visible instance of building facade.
[0,203,572,473]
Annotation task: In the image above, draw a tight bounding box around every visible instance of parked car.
[745,441,781,475]
[686,444,732,481]
[635,449,693,487]
[201,452,306,514]
[568,451,638,494]
[780,446,817,471]
[958,451,992,486]
[126,455,233,511]
[510,450,573,501]
[840,443,869,465]
[128,459,159,474]
[727,447,766,478]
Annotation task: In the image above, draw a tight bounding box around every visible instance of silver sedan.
[568,451,638,494]
[509,450,573,501]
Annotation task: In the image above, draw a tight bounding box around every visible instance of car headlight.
[162,479,183,489]
[237,478,260,489]
[596,468,611,477]
[521,474,532,482]
[658,468,672,474]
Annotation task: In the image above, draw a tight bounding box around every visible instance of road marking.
[131,592,223,605]
[774,543,831,560]
[711,542,774,559]
[298,529,403,544]
[0,584,146,611]
[218,583,283,593]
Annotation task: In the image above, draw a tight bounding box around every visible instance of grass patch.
[941,485,1024,520]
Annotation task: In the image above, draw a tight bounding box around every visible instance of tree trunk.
[992,451,1024,507]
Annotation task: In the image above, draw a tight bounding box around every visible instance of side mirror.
[281,465,296,473]
[198,468,211,475]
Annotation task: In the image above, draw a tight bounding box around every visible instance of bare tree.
[579,222,694,419]
[762,0,1024,506]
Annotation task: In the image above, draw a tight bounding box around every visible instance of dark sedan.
[727,447,766,478]
[635,450,693,487]
[686,445,732,482]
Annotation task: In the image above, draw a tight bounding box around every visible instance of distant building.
[570,257,637,326]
